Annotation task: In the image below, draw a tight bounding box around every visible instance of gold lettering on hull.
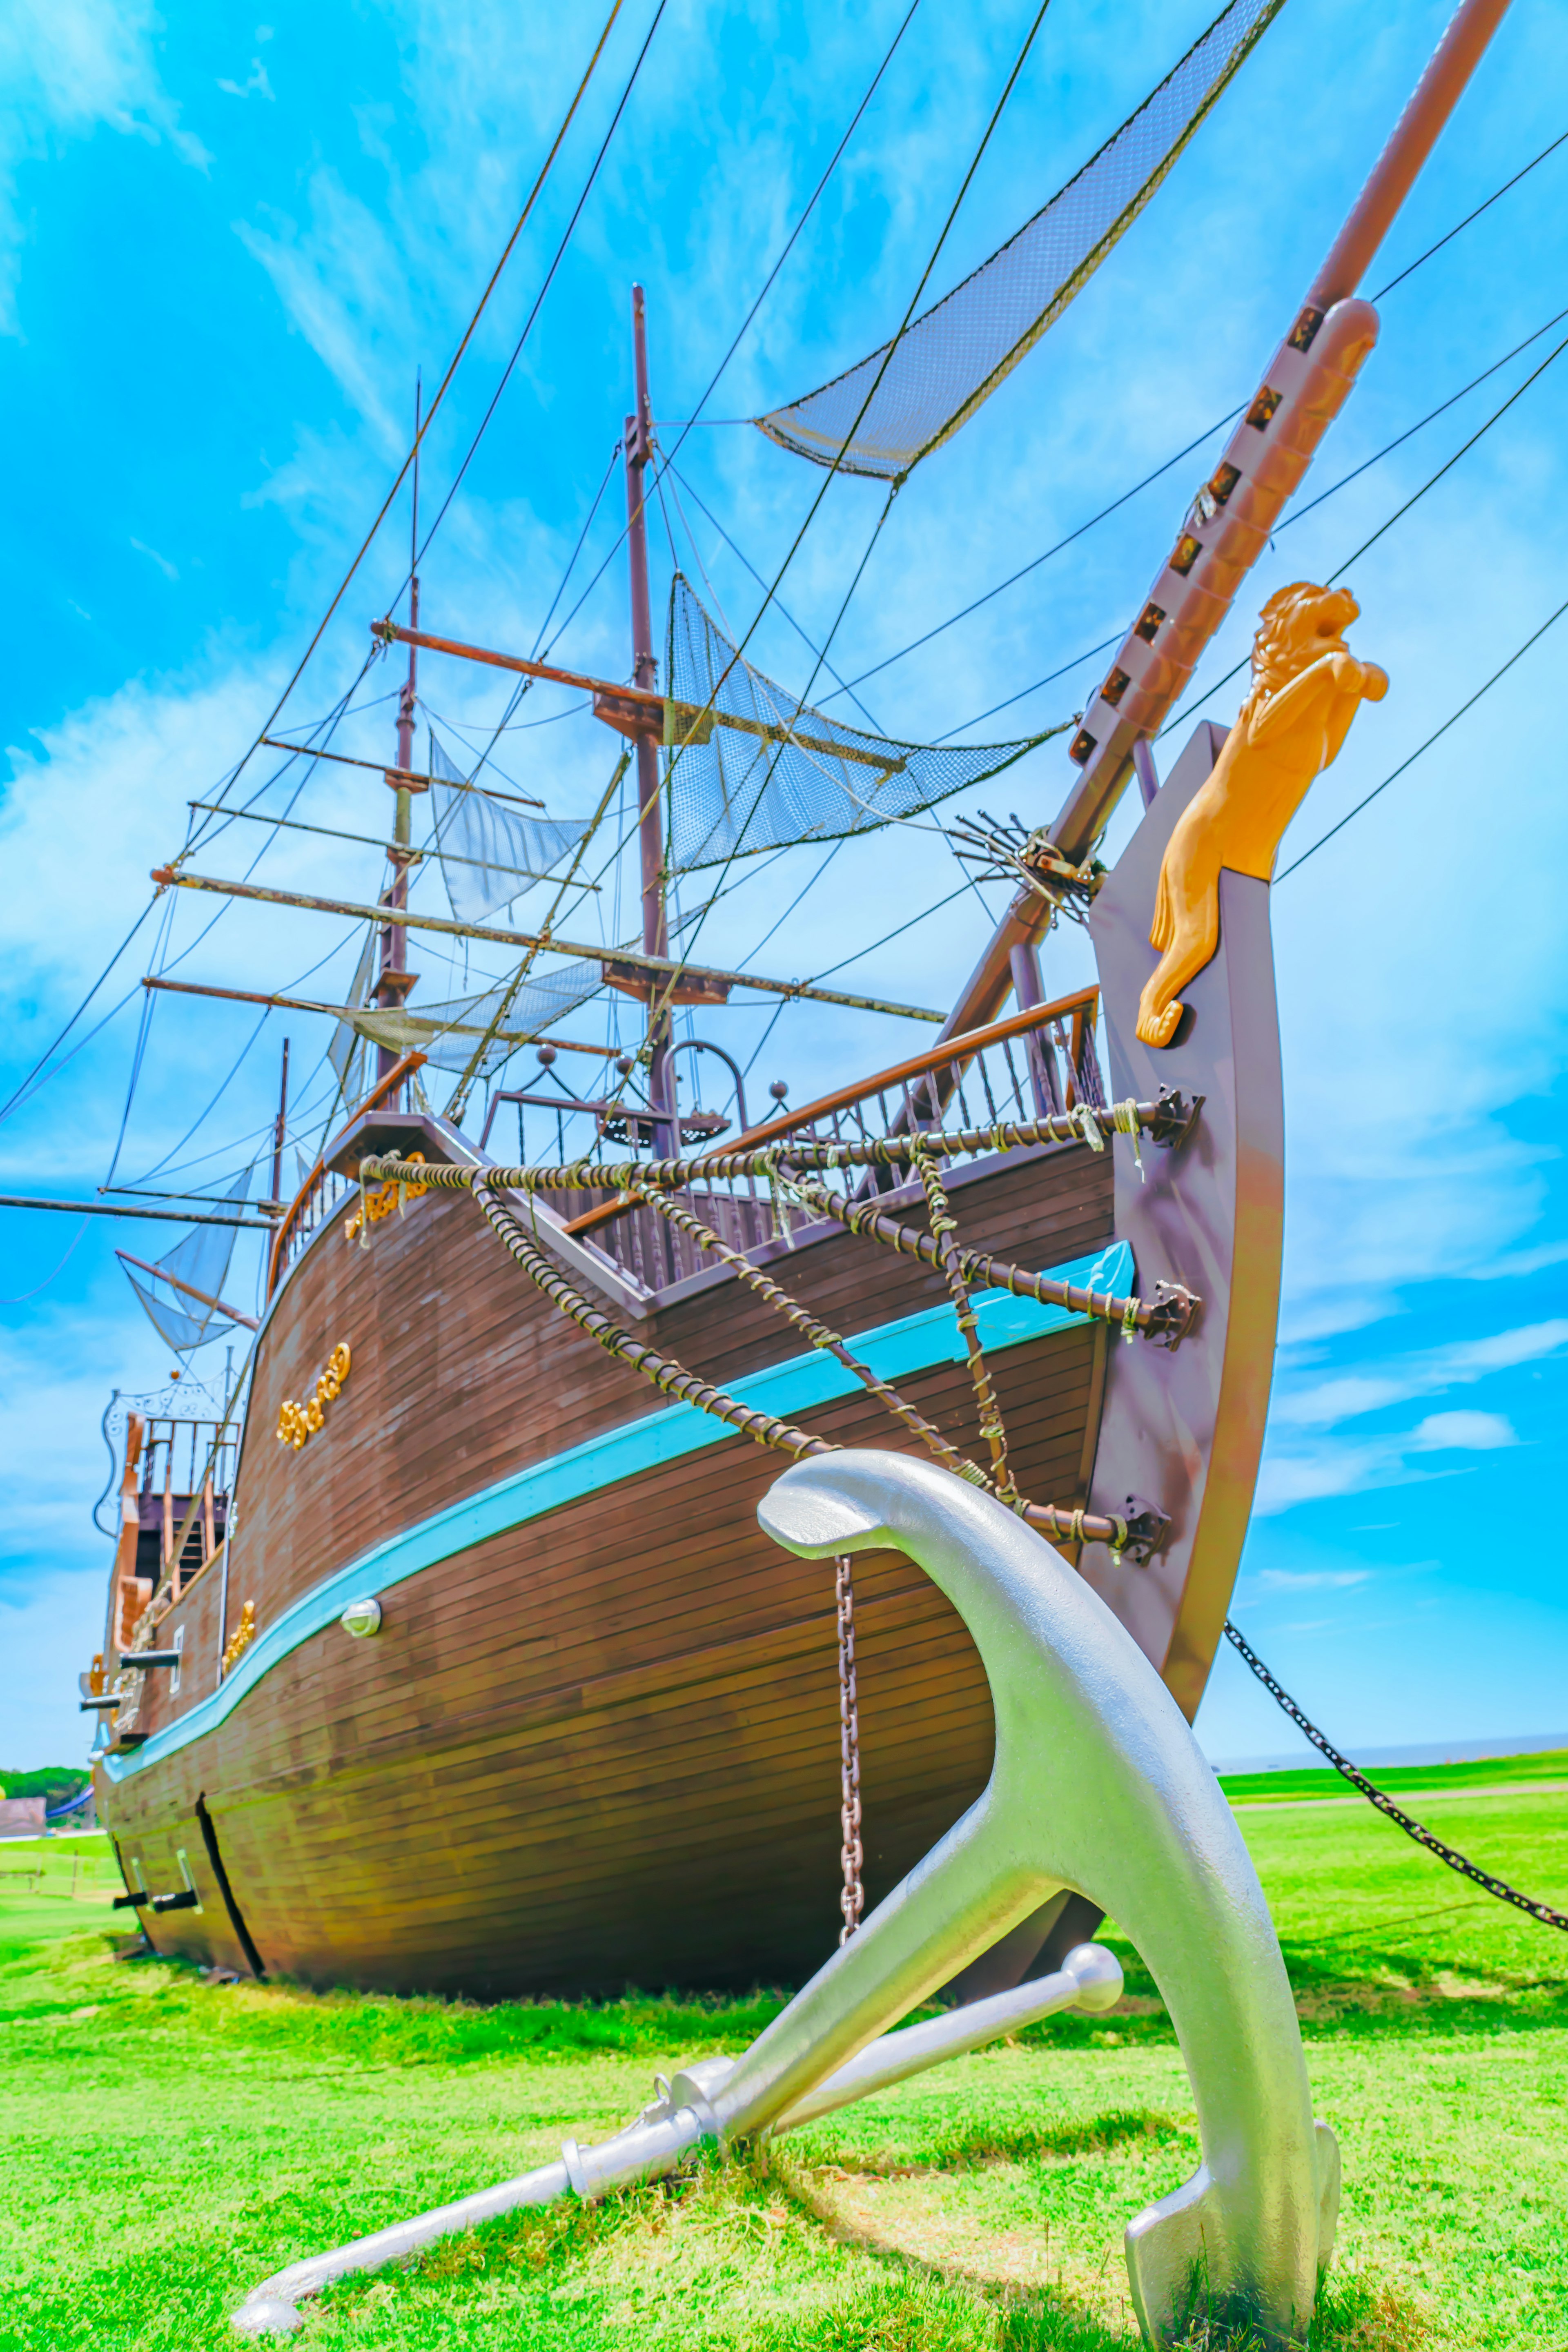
[1136,582,1387,1048]
[276,1341,352,1450]
[222,1599,257,1675]
[346,1151,429,1242]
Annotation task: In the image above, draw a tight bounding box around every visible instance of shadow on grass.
[730,2243,1428,2351]
[804,2107,1180,2178]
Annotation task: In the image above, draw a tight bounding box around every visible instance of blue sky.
[2,0,1565,1776]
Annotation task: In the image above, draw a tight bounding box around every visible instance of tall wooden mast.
[375,373,423,1104]
[624,285,676,1157]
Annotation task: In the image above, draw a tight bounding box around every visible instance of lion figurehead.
[1249,582,1361,704]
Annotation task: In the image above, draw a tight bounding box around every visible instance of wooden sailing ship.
[80,0,1500,1998]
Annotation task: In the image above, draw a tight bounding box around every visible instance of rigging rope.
[910,1136,1016,1499]
[218,1,630,784]
[1276,590,1568,882]
[1223,1622,1568,1935]
[411,1,669,571]
[361,1094,1175,1195]
[470,1180,833,1460]
[637,1184,992,1481]
[1160,314,1568,742]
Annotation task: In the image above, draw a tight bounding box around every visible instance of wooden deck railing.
[564,987,1105,1289]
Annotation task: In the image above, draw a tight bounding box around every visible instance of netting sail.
[352,958,609,1078]
[328,922,376,1110]
[117,1165,252,1352]
[664,573,1049,872]
[427,733,590,924]
[756,0,1285,479]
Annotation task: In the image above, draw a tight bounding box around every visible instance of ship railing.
[559,987,1105,1292]
[270,1002,1105,1302]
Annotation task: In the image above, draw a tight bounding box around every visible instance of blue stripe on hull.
[102,1240,1131,1783]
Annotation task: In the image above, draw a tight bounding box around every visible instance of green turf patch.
[2,1782,1565,2350]
[1218,1751,1568,1807]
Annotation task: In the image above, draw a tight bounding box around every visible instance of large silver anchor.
[663,1452,1339,2344]
[235,1450,1336,2341]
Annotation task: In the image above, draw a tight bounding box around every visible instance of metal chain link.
[1224,1621,1568,1933]
[836,1555,864,1943]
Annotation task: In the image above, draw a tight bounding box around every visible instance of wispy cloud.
[1255,1567,1372,1592]
[218,58,274,102]
[129,537,178,581]
[1274,1318,1568,1432]
[0,0,209,335]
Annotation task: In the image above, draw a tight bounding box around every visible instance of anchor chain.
[835,1554,864,1943]
[1224,1621,1568,1934]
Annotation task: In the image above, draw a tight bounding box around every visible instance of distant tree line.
[0,1767,90,1803]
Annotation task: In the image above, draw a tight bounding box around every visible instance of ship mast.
[624,284,677,1158]
[374,372,424,1107]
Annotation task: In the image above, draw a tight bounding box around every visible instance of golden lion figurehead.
[1134,580,1387,1048]
[1249,582,1362,704]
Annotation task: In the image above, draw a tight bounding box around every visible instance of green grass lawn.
[2,1777,1566,2352]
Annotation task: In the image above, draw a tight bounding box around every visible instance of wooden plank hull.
[100,1145,1114,1993]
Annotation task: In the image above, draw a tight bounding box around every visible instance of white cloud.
[1408,1409,1517,1453]
[217,58,274,102]
[1254,1568,1371,1592]
[0,0,209,335]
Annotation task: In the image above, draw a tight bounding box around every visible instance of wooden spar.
[560,986,1099,1236]
[938,0,1519,1047]
[370,626,615,702]
[256,739,545,806]
[1304,0,1515,312]
[149,869,945,1023]
[0,1195,273,1229]
[625,284,675,1161]
[142,976,620,1058]
[373,624,910,774]
[188,801,598,887]
[115,1248,261,1332]
[267,1052,427,1296]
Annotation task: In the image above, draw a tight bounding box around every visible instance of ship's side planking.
[100,1129,1116,1993]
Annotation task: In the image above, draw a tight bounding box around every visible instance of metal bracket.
[1116,1495,1173,1565]
[1143,1085,1204,1149]
[1141,1281,1200,1351]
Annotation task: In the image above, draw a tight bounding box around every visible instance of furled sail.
[117,1166,253,1352]
[755,0,1284,479]
[428,734,590,924]
[664,573,1049,871]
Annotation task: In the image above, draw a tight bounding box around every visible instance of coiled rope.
[363,1094,1169,1197]
[910,1137,1016,1502]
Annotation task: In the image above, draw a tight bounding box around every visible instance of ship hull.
[98,723,1281,1999]
[99,1145,1115,1993]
